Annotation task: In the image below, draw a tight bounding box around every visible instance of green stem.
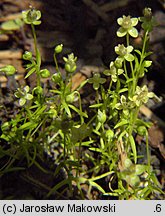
[141,30,148,58]
[78,93,84,124]
[111,75,120,111]
[124,60,128,79]
[126,33,129,47]
[108,79,112,91]
[145,131,151,173]
[96,89,99,104]
[76,139,82,178]
[63,133,66,162]
[53,53,60,73]
[31,24,37,57]
[126,33,136,97]
[136,30,149,81]
[116,74,120,92]
[31,23,41,87]
[128,106,139,149]
[130,61,136,97]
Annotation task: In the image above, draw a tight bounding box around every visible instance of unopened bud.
[54,44,63,54]
[0,65,16,76]
[23,51,32,60]
[40,69,50,78]
[52,73,62,83]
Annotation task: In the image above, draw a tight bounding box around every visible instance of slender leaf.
[89,147,102,153]
[89,103,103,108]
[19,121,38,130]
[79,140,94,147]
[129,135,137,164]
[114,119,128,129]
[88,180,105,194]
[47,178,73,198]
[126,77,134,84]
[69,104,88,118]
[1,18,23,31]
[118,130,127,141]
[90,171,114,182]
[62,102,71,117]
[25,67,36,79]
[134,49,142,56]
[118,88,128,94]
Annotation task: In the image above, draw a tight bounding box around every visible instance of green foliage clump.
[0,7,163,200]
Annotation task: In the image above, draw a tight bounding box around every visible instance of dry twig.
[0,50,22,59]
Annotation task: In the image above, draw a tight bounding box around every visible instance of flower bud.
[63,53,77,73]
[23,51,32,60]
[1,122,10,131]
[33,86,43,95]
[40,69,50,78]
[54,44,63,54]
[48,107,57,118]
[143,8,152,20]
[124,158,132,169]
[137,126,146,136]
[0,65,16,76]
[51,73,62,83]
[66,93,75,103]
[97,110,106,124]
[65,63,77,73]
[105,129,114,141]
[114,58,123,68]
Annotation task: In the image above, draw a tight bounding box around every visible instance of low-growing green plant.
[0,7,164,199]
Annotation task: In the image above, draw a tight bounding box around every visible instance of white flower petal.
[117,27,127,37]
[24,85,30,93]
[125,53,134,62]
[19,98,26,106]
[131,18,138,26]
[118,69,124,75]
[128,27,138,38]
[127,45,133,53]
[117,17,123,25]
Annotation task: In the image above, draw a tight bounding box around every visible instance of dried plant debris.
[148,124,165,159]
